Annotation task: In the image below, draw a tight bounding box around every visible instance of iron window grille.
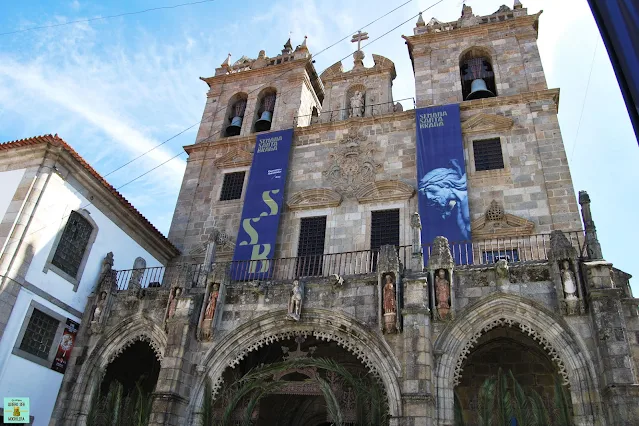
[220,171,246,201]
[19,309,59,360]
[371,209,400,271]
[483,249,520,264]
[51,211,94,278]
[296,216,327,277]
[473,138,504,171]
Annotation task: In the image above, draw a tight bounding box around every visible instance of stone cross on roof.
[351,30,369,52]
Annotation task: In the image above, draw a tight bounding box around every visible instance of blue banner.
[231,129,293,280]
[415,104,472,263]
[587,0,639,143]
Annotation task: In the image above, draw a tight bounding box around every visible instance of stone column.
[149,295,196,426]
[584,260,639,424]
[401,275,434,425]
[579,191,603,260]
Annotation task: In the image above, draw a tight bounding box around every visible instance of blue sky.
[0,0,637,293]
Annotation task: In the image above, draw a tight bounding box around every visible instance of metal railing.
[114,247,411,290]
[422,231,585,266]
[115,263,206,291]
[113,232,585,290]
[293,97,415,127]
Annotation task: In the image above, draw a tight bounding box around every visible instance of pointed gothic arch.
[185,309,403,423]
[434,293,602,426]
[58,315,167,424]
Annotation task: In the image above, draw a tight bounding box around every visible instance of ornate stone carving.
[561,260,578,301]
[287,188,342,211]
[495,259,509,285]
[354,180,415,204]
[579,191,603,259]
[281,335,316,360]
[165,287,182,329]
[453,318,569,387]
[471,200,535,238]
[201,283,220,341]
[383,274,397,333]
[329,274,344,288]
[462,113,513,134]
[214,148,252,169]
[108,334,164,365]
[128,257,146,290]
[435,269,451,320]
[349,91,365,117]
[323,127,382,195]
[287,280,304,321]
[89,291,107,334]
[427,236,455,271]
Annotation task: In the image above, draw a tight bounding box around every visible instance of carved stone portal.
[323,127,382,196]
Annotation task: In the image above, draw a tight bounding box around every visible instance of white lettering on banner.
[419,111,448,129]
[257,136,282,153]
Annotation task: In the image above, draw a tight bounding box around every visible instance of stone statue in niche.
[287,280,303,321]
[435,269,451,319]
[560,260,578,300]
[383,274,397,333]
[166,287,182,321]
[201,283,220,340]
[91,291,107,323]
[350,91,364,118]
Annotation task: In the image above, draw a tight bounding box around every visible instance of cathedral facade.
[53,3,639,425]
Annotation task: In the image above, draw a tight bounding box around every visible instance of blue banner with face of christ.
[231,129,293,280]
[415,104,472,263]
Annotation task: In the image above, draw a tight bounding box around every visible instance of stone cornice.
[287,188,342,211]
[200,59,308,88]
[184,88,560,154]
[403,12,541,48]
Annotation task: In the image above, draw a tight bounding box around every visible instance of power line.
[103,0,423,175]
[0,0,217,36]
[24,0,447,238]
[570,40,599,159]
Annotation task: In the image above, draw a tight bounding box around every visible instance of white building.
[0,135,179,425]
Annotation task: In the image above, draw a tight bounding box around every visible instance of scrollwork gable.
[462,113,514,135]
[287,188,342,211]
[355,180,415,204]
[214,148,252,169]
[471,200,535,238]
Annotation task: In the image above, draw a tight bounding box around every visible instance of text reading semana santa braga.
[419,110,448,129]
[257,136,282,153]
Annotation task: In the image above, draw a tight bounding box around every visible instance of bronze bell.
[255,111,273,132]
[225,116,243,137]
[466,78,495,100]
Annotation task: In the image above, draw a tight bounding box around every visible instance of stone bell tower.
[168,37,325,256]
[195,37,325,143]
[403,2,582,234]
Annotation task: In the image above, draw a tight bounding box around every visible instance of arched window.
[254,88,277,133]
[224,93,248,137]
[310,106,319,124]
[47,210,97,287]
[460,48,497,101]
[346,84,366,119]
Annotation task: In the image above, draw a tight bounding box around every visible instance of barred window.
[473,138,504,171]
[51,211,94,278]
[296,216,326,277]
[483,249,519,263]
[19,309,59,360]
[371,209,400,250]
[220,171,246,201]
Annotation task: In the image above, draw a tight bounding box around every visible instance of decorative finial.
[283,37,293,53]
[296,35,308,52]
[416,12,425,27]
[221,53,231,68]
[514,0,523,9]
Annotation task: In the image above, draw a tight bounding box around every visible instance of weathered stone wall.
[408,14,546,107]
[321,69,394,120]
